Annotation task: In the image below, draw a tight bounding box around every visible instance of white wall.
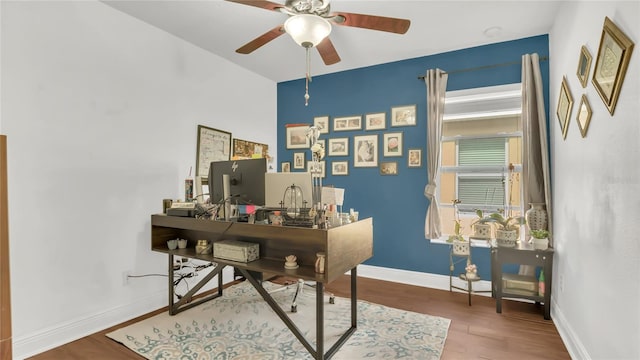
[549,1,639,359]
[0,1,276,358]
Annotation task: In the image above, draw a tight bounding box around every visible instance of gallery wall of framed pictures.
[283,103,422,178]
[558,16,634,140]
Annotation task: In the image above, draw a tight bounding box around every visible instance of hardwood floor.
[28,276,570,360]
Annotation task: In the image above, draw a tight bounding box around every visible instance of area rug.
[107,281,450,359]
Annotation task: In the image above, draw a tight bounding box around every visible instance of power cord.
[126,260,216,301]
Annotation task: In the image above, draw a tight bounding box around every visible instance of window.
[439,83,523,238]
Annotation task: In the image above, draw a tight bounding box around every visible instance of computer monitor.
[208,158,267,206]
[264,172,314,209]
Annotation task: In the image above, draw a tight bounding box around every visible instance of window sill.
[430,237,491,248]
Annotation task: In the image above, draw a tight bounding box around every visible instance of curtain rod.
[417,56,549,80]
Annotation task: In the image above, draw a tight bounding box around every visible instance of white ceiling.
[102,0,563,82]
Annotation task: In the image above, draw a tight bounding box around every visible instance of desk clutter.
[164,159,361,230]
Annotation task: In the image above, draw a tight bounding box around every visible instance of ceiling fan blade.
[236,25,286,54]
[225,0,283,12]
[331,12,410,34]
[316,37,341,65]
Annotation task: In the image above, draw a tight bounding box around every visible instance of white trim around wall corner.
[13,289,167,360]
[551,298,590,360]
[13,267,236,360]
[357,264,492,295]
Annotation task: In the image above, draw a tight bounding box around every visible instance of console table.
[490,242,554,320]
[151,214,374,360]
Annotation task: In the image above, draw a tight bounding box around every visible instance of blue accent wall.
[277,35,549,280]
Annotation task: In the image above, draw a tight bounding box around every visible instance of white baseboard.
[356,264,492,295]
[551,298,590,360]
[13,266,236,360]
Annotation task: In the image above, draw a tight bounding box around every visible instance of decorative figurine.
[284,255,299,269]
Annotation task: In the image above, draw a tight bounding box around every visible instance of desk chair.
[267,278,335,313]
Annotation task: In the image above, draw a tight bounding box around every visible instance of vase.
[315,252,326,274]
[473,223,492,240]
[496,229,517,247]
[525,203,547,231]
[452,240,470,256]
[167,239,178,250]
[195,239,211,254]
[177,239,188,249]
[533,237,549,250]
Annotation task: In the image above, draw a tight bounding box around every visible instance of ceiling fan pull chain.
[305,45,312,106]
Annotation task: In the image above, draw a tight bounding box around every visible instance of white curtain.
[423,69,449,239]
[521,53,553,246]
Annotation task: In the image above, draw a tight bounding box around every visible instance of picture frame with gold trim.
[557,76,574,140]
[576,45,592,88]
[591,17,635,115]
[576,95,593,138]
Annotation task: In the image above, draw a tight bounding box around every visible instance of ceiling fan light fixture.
[284,14,331,48]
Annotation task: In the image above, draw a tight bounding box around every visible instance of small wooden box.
[213,240,259,262]
[502,273,537,293]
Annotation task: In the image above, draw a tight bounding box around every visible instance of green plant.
[530,229,549,239]
[471,209,491,225]
[447,220,466,242]
[485,212,526,231]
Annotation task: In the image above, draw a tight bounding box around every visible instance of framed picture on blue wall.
[331,161,349,176]
[391,105,416,126]
[383,132,403,157]
[314,116,330,134]
[293,152,306,170]
[380,161,398,175]
[334,115,362,131]
[408,149,422,167]
[365,112,386,130]
[328,138,349,156]
[354,134,378,167]
[286,124,310,149]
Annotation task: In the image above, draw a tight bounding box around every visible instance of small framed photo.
[365,112,386,130]
[333,115,362,132]
[328,138,349,156]
[353,134,378,167]
[391,105,416,127]
[383,132,403,157]
[576,45,592,88]
[592,17,635,115]
[557,76,574,140]
[380,161,398,175]
[407,148,422,167]
[314,115,330,134]
[310,160,325,178]
[293,152,306,170]
[281,162,291,172]
[576,94,593,138]
[331,161,349,176]
[286,124,310,149]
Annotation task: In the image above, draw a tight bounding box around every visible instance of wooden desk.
[151,214,373,360]
[490,242,553,320]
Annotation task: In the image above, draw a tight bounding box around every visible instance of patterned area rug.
[107,281,450,359]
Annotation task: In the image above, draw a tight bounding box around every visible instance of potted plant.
[485,211,526,247]
[471,209,492,240]
[448,220,470,255]
[530,229,550,250]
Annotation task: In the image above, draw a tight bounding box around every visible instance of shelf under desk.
[150,214,374,360]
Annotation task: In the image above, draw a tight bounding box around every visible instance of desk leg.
[167,254,225,316]
[316,282,324,359]
[239,268,357,360]
[168,254,175,314]
[544,261,553,320]
[491,249,503,314]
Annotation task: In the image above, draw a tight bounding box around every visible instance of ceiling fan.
[226,0,411,65]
